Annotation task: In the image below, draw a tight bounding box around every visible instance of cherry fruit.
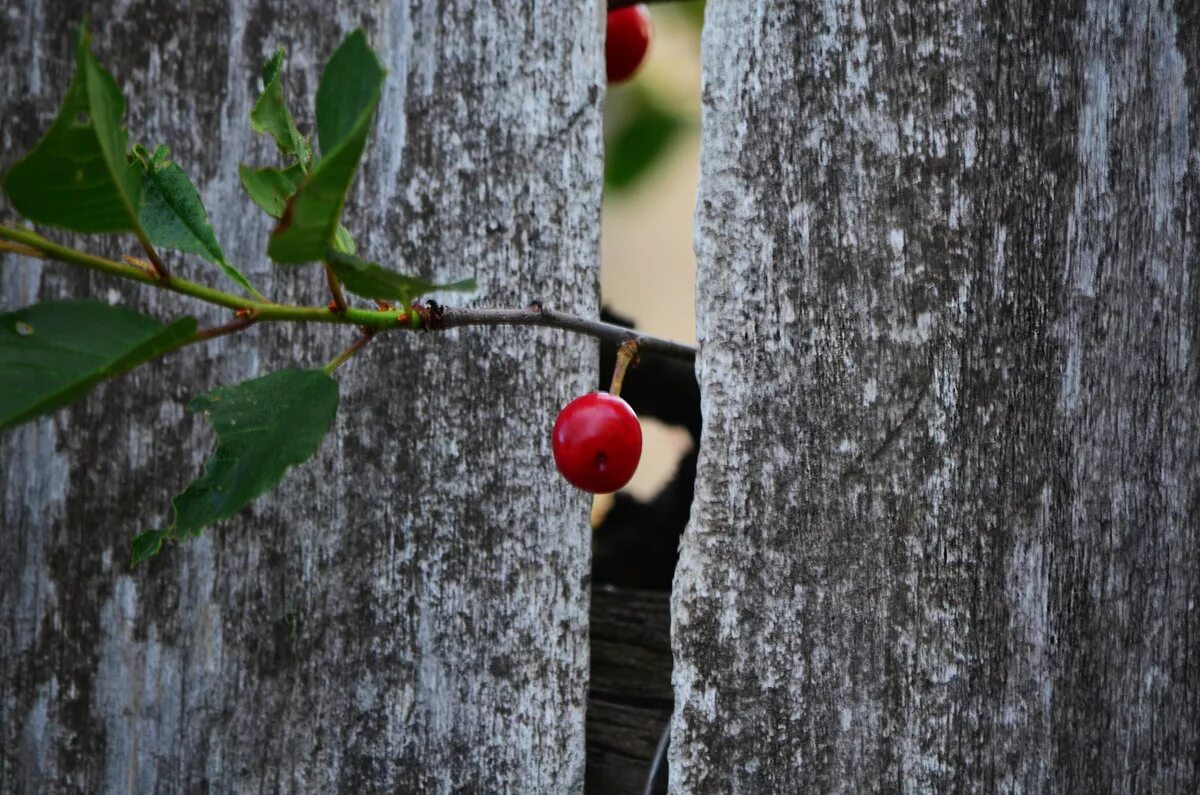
[553,392,642,493]
[606,5,653,84]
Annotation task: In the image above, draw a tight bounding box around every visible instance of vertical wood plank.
[675,0,1199,790]
[0,1,603,791]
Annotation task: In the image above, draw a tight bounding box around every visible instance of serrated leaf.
[131,369,338,566]
[316,33,384,156]
[2,25,142,232]
[134,145,262,298]
[0,300,197,431]
[250,48,313,169]
[239,164,356,255]
[326,251,476,304]
[238,162,305,218]
[268,30,385,265]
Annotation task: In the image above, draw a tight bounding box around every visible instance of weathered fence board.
[0,1,602,791]
[675,0,1199,791]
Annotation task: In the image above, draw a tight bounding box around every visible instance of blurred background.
[596,2,703,521]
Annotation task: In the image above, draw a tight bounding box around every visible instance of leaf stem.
[193,312,258,342]
[323,261,348,313]
[0,239,46,259]
[133,228,171,281]
[323,329,376,374]
[0,225,698,363]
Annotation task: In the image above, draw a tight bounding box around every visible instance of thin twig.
[429,303,696,364]
[0,224,404,324]
[192,312,258,342]
[0,224,699,363]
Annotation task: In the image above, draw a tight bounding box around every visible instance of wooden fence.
[2,1,1197,791]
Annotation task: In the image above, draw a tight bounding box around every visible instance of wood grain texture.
[0,1,603,791]
[674,0,1199,791]
[586,587,672,793]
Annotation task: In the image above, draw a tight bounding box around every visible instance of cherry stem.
[609,340,639,397]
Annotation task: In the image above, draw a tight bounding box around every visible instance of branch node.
[133,230,170,281]
[415,299,446,330]
[122,255,157,276]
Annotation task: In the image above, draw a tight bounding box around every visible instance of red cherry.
[606,5,653,84]
[553,392,642,493]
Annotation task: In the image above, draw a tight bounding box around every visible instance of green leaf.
[316,31,385,156]
[131,369,338,565]
[604,90,687,193]
[133,145,262,298]
[250,48,313,169]
[0,300,197,431]
[238,162,305,218]
[332,223,356,255]
[2,25,142,232]
[131,529,170,566]
[326,251,476,305]
[239,164,355,252]
[268,30,385,265]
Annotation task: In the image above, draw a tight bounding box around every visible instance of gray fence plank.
[0,2,602,791]
[674,1,1200,791]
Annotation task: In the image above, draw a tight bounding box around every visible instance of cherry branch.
[0,224,698,364]
[422,301,695,363]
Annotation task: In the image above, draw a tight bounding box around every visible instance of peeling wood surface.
[675,0,1200,791]
[0,1,602,791]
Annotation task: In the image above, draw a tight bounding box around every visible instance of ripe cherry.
[606,5,653,84]
[553,392,642,493]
